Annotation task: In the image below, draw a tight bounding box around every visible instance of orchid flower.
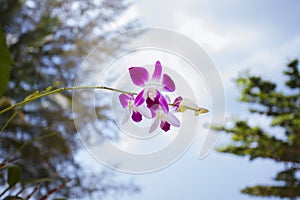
[118,60,208,133]
[119,93,151,124]
[146,93,180,133]
[149,107,180,133]
[128,61,175,113]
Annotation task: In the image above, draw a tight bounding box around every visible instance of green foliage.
[241,185,300,198]
[7,165,21,188]
[0,27,13,97]
[213,59,300,198]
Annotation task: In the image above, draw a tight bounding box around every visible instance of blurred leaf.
[0,27,13,97]
[7,165,21,188]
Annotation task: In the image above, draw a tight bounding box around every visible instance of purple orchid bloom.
[119,93,151,124]
[128,61,175,113]
[147,94,180,133]
[149,108,180,133]
[117,60,190,133]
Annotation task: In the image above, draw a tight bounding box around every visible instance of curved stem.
[0,86,137,115]
[168,103,209,113]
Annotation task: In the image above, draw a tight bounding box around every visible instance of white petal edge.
[165,94,171,103]
[121,109,131,124]
[167,112,180,127]
[137,105,152,119]
[149,118,160,133]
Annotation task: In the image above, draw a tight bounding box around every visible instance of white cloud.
[175,13,232,51]
[174,11,268,54]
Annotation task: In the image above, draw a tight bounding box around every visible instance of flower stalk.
[0,86,136,115]
[0,60,209,134]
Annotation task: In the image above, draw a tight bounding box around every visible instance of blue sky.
[78,0,300,199]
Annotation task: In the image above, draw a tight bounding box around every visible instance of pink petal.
[149,118,160,133]
[134,90,145,106]
[119,94,132,108]
[129,67,149,86]
[151,61,162,81]
[160,121,170,132]
[173,96,183,111]
[159,94,169,113]
[173,96,183,105]
[131,111,142,122]
[162,74,175,92]
[167,112,180,127]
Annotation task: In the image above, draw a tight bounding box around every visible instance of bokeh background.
[0,0,299,199]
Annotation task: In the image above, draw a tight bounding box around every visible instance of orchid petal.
[134,90,145,106]
[137,105,152,119]
[162,74,175,92]
[160,121,171,132]
[149,118,160,133]
[173,96,183,106]
[173,96,183,111]
[131,111,142,122]
[151,61,162,81]
[119,94,132,108]
[167,112,180,127]
[165,95,171,103]
[129,67,149,86]
[159,94,169,113]
[121,109,131,124]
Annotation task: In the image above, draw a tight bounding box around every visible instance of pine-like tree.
[213,59,300,199]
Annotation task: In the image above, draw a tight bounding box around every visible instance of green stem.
[0,108,19,133]
[0,86,136,115]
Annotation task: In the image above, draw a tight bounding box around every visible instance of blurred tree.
[213,59,300,199]
[0,0,138,199]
